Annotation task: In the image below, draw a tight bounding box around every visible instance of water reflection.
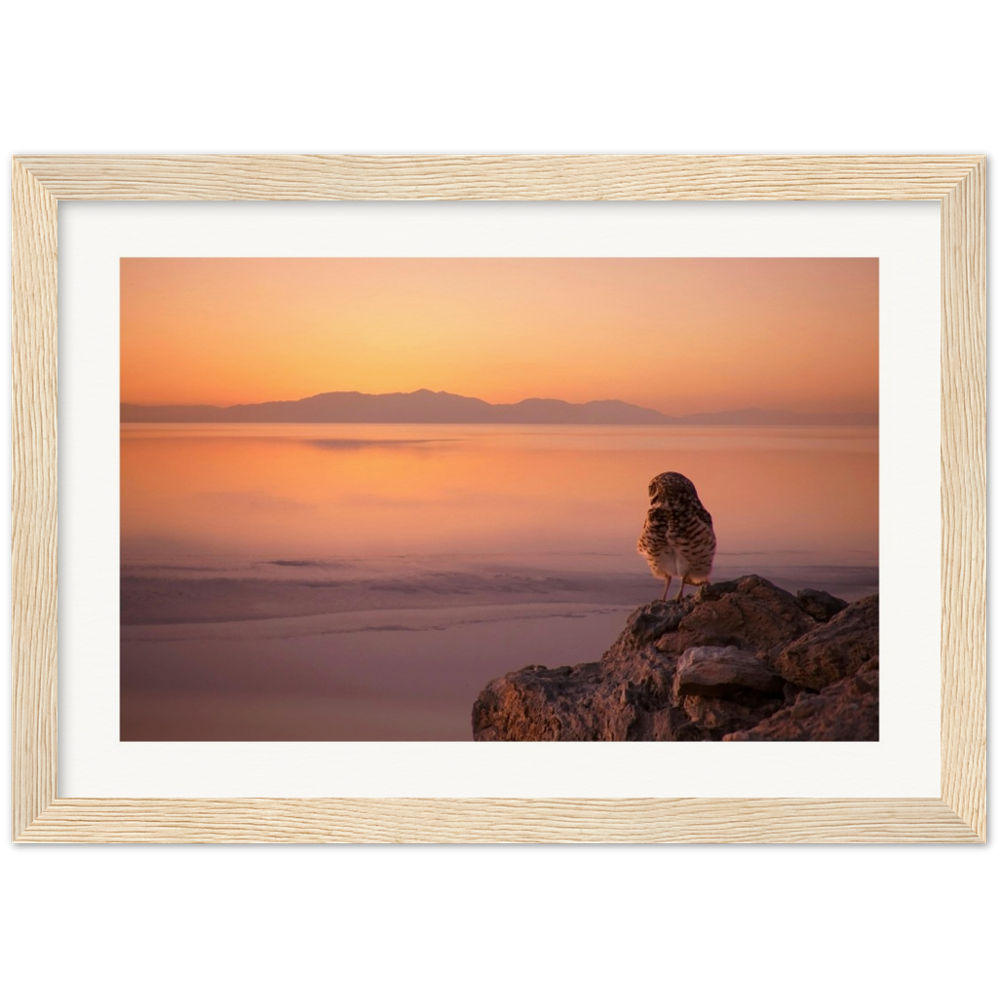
[122,423,877,567]
[120,423,878,740]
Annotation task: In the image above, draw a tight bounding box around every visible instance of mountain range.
[120,389,877,426]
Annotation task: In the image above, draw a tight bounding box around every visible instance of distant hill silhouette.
[120,389,877,426]
[670,406,875,427]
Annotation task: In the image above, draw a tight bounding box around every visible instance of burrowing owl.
[637,472,716,601]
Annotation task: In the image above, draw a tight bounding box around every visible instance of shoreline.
[120,560,878,627]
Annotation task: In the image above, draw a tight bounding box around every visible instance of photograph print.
[120,257,879,742]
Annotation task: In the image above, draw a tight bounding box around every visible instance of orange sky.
[120,257,878,414]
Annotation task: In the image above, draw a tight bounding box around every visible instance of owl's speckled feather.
[637,471,716,600]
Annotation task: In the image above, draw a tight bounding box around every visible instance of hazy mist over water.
[120,423,878,740]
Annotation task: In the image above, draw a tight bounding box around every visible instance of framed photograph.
[11,155,985,842]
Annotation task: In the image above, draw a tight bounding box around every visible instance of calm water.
[120,423,878,740]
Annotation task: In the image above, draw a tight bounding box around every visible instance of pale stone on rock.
[674,645,785,698]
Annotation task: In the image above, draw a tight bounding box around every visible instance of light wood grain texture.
[11,159,59,841]
[940,159,987,840]
[15,798,981,844]
[9,155,987,843]
[13,154,985,201]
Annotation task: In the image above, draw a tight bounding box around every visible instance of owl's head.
[647,471,699,505]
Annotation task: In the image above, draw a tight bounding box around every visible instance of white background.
[59,199,940,799]
[0,0,998,143]
[11,860,996,1000]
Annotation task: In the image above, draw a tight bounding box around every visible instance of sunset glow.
[120,257,878,415]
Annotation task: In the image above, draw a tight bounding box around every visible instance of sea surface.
[120,423,878,740]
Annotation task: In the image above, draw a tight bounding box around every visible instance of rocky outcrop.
[723,661,879,741]
[471,575,878,742]
[774,594,879,691]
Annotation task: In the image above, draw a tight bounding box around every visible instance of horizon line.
[120,386,878,420]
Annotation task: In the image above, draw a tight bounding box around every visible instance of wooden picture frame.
[11,155,986,843]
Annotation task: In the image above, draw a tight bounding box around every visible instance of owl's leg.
[661,576,672,601]
[676,579,686,600]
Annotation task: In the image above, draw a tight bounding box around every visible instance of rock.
[796,588,849,623]
[622,600,692,647]
[471,575,878,742]
[471,658,676,741]
[652,575,816,658]
[679,689,785,738]
[723,660,879,741]
[775,594,879,691]
[674,645,784,698]
[472,662,608,741]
